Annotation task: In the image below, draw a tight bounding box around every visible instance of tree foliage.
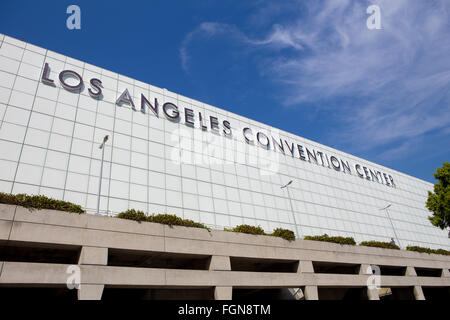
[426,162,450,230]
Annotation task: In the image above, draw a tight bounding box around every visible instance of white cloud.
[180,22,246,72]
[180,0,450,159]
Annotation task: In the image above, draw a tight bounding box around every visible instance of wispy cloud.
[180,0,450,160]
[180,22,247,72]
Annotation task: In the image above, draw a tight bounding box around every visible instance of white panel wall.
[0,33,448,250]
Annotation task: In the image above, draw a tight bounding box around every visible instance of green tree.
[426,162,450,231]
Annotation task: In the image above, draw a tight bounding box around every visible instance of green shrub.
[304,234,356,245]
[406,246,450,256]
[147,213,184,226]
[359,241,400,250]
[179,219,210,230]
[224,225,296,241]
[116,211,209,230]
[0,192,85,214]
[435,249,450,256]
[226,224,266,235]
[148,214,209,230]
[271,228,296,241]
[116,209,148,223]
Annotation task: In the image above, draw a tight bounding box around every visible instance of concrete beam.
[0,262,69,285]
[214,286,232,300]
[304,286,318,300]
[0,203,15,241]
[413,285,425,300]
[0,220,12,240]
[0,204,16,221]
[78,246,108,266]
[1,262,449,289]
[77,284,104,300]
[209,256,231,271]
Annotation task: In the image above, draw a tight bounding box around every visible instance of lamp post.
[96,135,109,215]
[380,204,401,248]
[281,180,299,238]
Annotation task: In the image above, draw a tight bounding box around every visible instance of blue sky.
[1,0,449,183]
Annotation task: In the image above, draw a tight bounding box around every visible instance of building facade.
[0,33,448,250]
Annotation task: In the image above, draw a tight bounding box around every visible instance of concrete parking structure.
[0,204,449,300]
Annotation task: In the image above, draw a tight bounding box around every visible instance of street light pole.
[96,135,109,215]
[380,204,401,248]
[281,180,299,238]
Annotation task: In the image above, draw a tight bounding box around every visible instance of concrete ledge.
[12,206,165,237]
[1,262,449,288]
[0,262,69,284]
[13,206,88,229]
[0,204,16,221]
[0,220,13,240]
[8,221,165,251]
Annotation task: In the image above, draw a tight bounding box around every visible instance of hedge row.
[304,234,356,245]
[406,246,450,256]
[359,241,400,250]
[116,213,297,241]
[271,228,296,241]
[224,225,296,241]
[0,192,85,214]
[116,210,210,230]
[304,235,450,256]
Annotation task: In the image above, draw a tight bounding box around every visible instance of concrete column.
[296,261,316,300]
[442,268,450,278]
[78,246,108,266]
[304,286,318,300]
[77,284,104,300]
[404,267,425,300]
[297,260,314,273]
[77,247,107,300]
[359,264,372,275]
[209,255,231,271]
[359,265,380,300]
[405,266,417,276]
[214,286,232,300]
[210,256,232,300]
[413,285,425,300]
[367,288,380,300]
